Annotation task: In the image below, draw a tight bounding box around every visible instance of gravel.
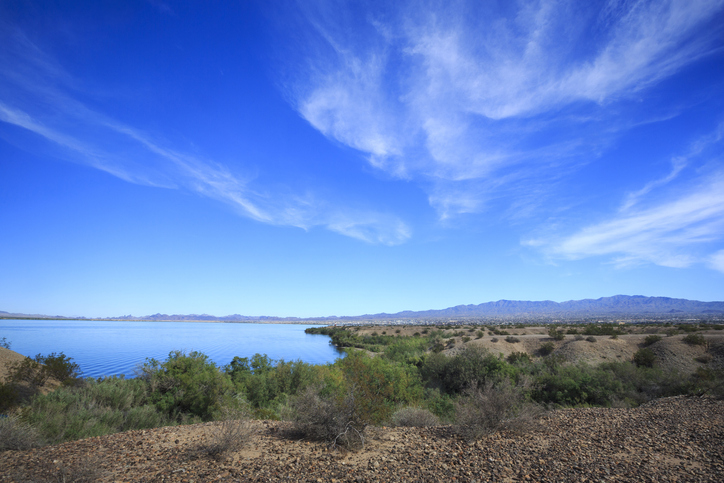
[2,395,722,482]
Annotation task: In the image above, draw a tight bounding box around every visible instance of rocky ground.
[2,395,722,482]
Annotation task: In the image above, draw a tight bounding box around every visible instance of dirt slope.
[1,396,722,482]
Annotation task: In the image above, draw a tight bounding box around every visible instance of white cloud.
[0,29,410,246]
[710,250,724,273]
[527,122,724,271]
[551,174,724,267]
[288,0,724,218]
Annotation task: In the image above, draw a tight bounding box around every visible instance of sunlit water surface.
[0,320,341,378]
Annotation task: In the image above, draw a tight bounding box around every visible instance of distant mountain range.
[2,295,723,322]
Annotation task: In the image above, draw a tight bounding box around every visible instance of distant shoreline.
[0,317,325,324]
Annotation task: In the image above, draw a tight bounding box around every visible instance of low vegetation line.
[1,322,722,452]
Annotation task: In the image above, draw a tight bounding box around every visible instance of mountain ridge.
[2,295,724,322]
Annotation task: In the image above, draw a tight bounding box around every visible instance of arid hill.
[1,396,722,482]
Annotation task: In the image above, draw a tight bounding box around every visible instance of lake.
[0,320,341,378]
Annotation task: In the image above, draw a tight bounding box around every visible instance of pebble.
[1,396,722,482]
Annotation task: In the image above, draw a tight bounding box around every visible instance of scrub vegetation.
[1,322,723,451]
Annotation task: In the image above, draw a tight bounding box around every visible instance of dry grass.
[455,380,542,441]
[290,385,366,450]
[0,415,43,451]
[390,407,439,427]
[201,407,254,461]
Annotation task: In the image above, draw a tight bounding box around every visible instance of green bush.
[22,376,172,444]
[339,351,422,424]
[421,346,517,395]
[633,348,656,368]
[586,336,597,343]
[8,352,81,388]
[39,352,82,386]
[506,352,532,365]
[583,324,624,336]
[225,354,318,416]
[548,327,565,340]
[643,335,662,346]
[141,350,233,421]
[0,337,10,349]
[682,334,706,346]
[0,382,19,413]
[538,342,555,356]
[505,336,521,343]
[532,363,624,406]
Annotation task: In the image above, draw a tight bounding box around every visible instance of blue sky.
[1,0,723,318]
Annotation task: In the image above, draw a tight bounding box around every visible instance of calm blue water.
[0,320,341,378]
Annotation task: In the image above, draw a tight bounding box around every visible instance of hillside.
[2,396,722,482]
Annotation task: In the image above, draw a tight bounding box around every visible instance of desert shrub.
[226,354,318,414]
[383,337,429,366]
[583,324,624,336]
[476,330,484,339]
[0,337,10,349]
[290,385,365,449]
[548,327,565,341]
[422,388,455,421]
[455,380,540,440]
[538,342,555,356]
[0,415,42,451]
[633,348,656,368]
[141,350,233,421]
[22,376,172,444]
[490,337,499,343]
[566,328,579,335]
[8,356,47,386]
[201,406,254,461]
[686,367,724,398]
[0,382,19,413]
[395,329,401,334]
[682,334,707,346]
[390,407,439,427]
[421,346,518,395]
[7,352,81,388]
[506,352,532,365]
[305,327,394,352]
[643,335,662,346]
[695,355,712,364]
[40,352,82,386]
[462,336,471,343]
[339,351,422,424]
[532,363,626,407]
[585,336,597,343]
[505,336,520,343]
[575,335,584,341]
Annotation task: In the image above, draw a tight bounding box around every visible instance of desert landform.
[1,322,723,482]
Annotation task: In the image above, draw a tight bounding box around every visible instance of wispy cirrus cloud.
[286,0,724,218]
[526,125,724,272]
[0,26,410,246]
